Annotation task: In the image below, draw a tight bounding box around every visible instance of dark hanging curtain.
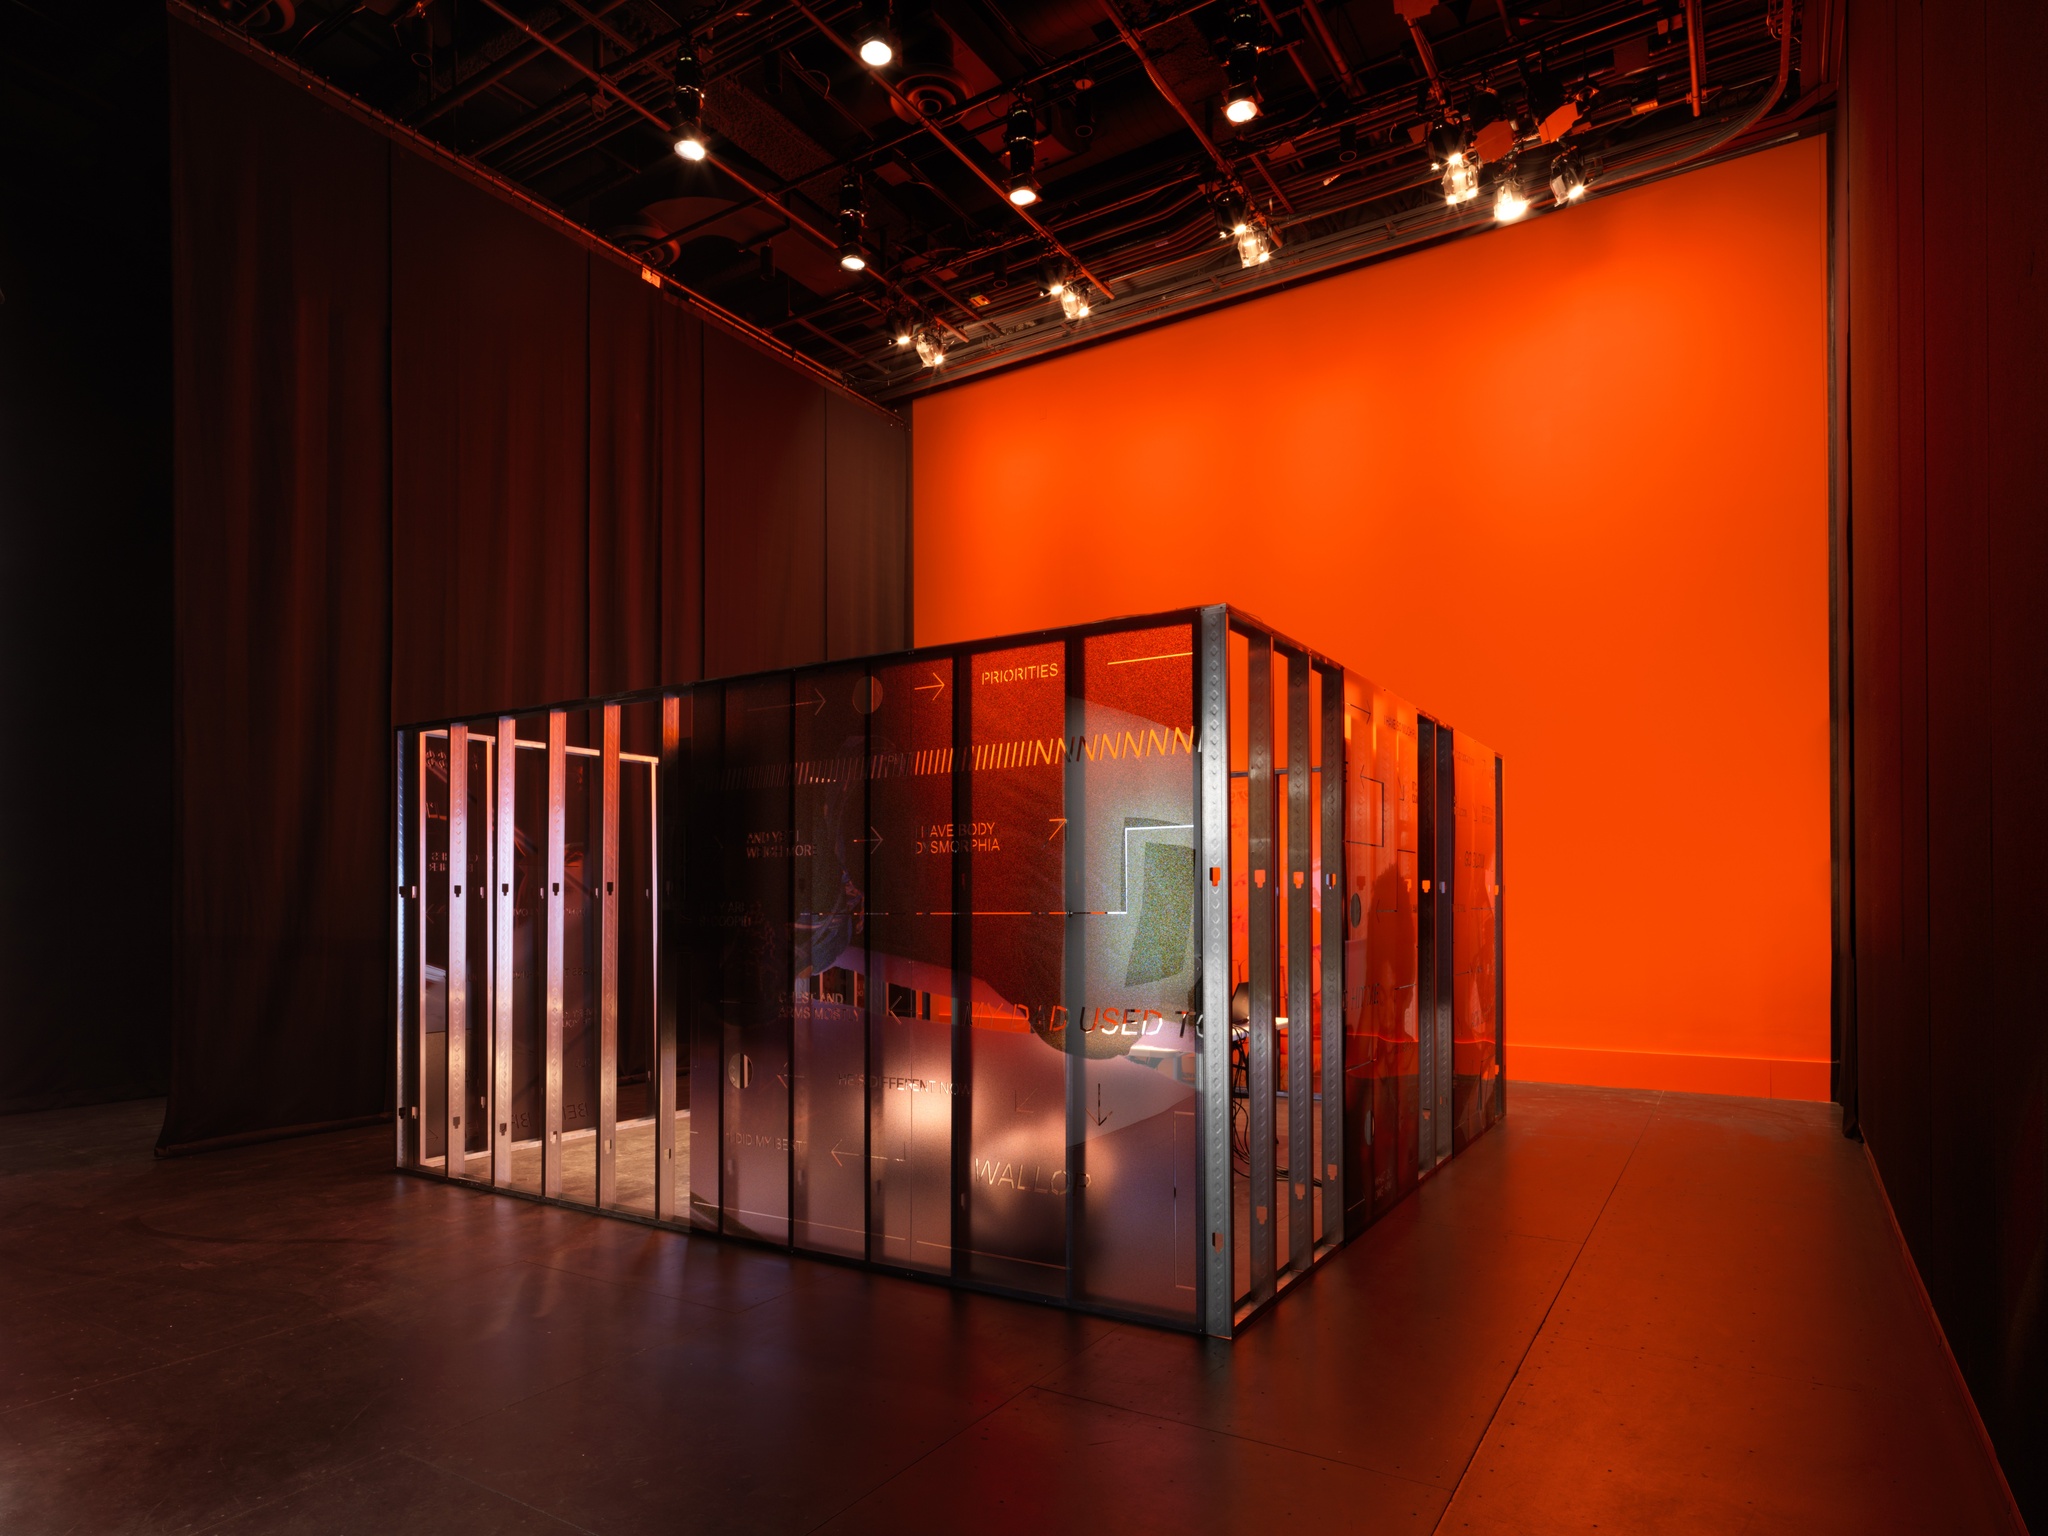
[160,17,906,1150]
[390,153,590,727]
[0,1,173,1113]
[161,22,394,1149]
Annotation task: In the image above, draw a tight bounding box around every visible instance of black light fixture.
[855,0,896,67]
[836,172,869,271]
[1221,6,1262,125]
[672,44,707,161]
[1005,99,1041,206]
[1337,123,1359,163]
[1549,146,1590,204]
[1071,78,1096,139]
[1212,188,1250,239]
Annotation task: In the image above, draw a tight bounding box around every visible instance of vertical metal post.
[1318,664,1346,1244]
[1494,755,1507,1122]
[394,730,412,1169]
[598,704,621,1207]
[1285,650,1313,1275]
[1062,634,1086,1303]
[413,730,430,1170]
[1245,630,1277,1306]
[949,651,974,1277]
[656,694,680,1221]
[1196,607,1233,1339]
[446,723,469,1178]
[1417,716,1437,1175]
[1433,726,1455,1168]
[544,709,567,1198]
[493,717,516,1186]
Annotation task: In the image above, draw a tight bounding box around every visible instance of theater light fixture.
[1235,220,1274,266]
[913,324,945,368]
[672,45,707,161]
[1431,121,1479,206]
[1221,6,1263,124]
[836,172,868,271]
[1005,99,1041,206]
[1549,146,1589,204]
[886,308,914,347]
[1061,285,1090,320]
[1494,167,1530,223]
[855,0,896,67]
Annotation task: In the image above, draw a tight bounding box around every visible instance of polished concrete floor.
[0,1085,2021,1535]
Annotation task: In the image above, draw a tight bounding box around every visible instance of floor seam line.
[1426,1089,1661,1533]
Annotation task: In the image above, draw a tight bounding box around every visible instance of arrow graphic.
[1088,1084,1113,1127]
[853,825,885,851]
[912,671,946,700]
[748,684,827,715]
[828,1140,855,1167]
[1046,817,1067,841]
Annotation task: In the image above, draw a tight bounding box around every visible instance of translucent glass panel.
[1341,679,1422,1229]
[1071,626,1198,1322]
[865,657,955,1273]
[963,640,1068,1298]
[1451,735,1501,1150]
[710,678,795,1245]
[790,664,869,1258]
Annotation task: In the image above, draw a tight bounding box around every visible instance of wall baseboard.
[1510,1043,1831,1101]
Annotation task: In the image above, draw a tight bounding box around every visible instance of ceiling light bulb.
[1494,178,1529,222]
[838,245,867,271]
[1442,157,1480,206]
[1060,285,1089,320]
[674,130,707,162]
[858,35,894,66]
[1008,179,1040,206]
[1224,94,1260,125]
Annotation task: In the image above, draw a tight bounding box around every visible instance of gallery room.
[0,0,2039,1529]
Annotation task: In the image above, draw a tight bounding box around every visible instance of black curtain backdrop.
[162,17,908,1150]
[1843,0,2047,1518]
[165,23,393,1148]
[0,1,174,1114]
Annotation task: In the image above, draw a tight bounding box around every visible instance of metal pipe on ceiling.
[1684,0,1707,116]
[467,0,975,343]
[783,0,1119,302]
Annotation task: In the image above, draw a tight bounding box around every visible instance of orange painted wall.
[911,138,1831,1100]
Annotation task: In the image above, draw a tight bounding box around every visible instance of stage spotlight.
[1493,169,1529,223]
[1235,220,1273,266]
[913,325,945,368]
[1005,99,1040,205]
[672,46,708,161]
[836,172,868,270]
[1431,122,1478,205]
[855,0,896,66]
[886,309,914,347]
[1221,6,1262,124]
[1060,285,1090,320]
[1549,146,1589,204]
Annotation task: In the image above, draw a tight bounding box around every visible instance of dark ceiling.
[198,0,1833,398]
